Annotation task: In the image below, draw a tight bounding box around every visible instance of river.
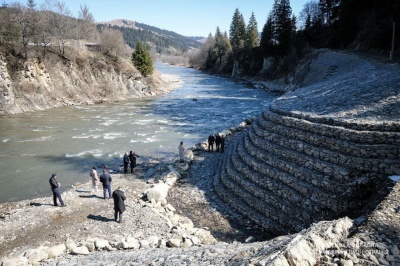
[0,63,278,203]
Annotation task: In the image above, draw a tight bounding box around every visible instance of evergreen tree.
[272,0,294,56]
[213,26,231,66]
[260,15,274,57]
[229,8,246,54]
[246,12,259,49]
[131,42,154,77]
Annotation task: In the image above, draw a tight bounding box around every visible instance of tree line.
[97,23,201,55]
[190,0,400,78]
[0,0,153,76]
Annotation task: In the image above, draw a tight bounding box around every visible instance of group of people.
[50,167,127,223]
[49,135,227,225]
[123,151,140,174]
[208,133,225,152]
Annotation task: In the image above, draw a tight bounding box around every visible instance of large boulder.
[146,183,170,202]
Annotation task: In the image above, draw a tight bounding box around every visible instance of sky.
[5,0,309,37]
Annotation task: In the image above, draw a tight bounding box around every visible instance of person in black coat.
[123,153,130,174]
[99,169,112,199]
[215,133,222,152]
[49,173,66,207]
[220,135,225,153]
[208,134,215,151]
[129,150,139,173]
[112,187,126,223]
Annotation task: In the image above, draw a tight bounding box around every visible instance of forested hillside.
[190,0,400,80]
[97,20,202,54]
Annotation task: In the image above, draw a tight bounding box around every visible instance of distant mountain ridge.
[98,19,203,54]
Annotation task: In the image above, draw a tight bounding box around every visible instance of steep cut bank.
[215,50,400,235]
[0,51,178,116]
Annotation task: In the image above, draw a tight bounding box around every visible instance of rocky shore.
[1,50,400,265]
[0,124,399,265]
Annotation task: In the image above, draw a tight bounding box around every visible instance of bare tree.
[299,0,320,30]
[41,0,73,55]
[99,27,128,57]
[6,3,41,58]
[77,4,97,41]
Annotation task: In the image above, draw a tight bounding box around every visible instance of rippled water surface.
[0,63,277,203]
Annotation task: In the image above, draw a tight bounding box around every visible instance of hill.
[98,19,203,54]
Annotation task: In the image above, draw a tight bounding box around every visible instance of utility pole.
[390,21,395,60]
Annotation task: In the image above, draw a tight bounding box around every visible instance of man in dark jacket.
[99,169,112,199]
[49,173,66,207]
[208,134,215,151]
[112,187,126,223]
[129,150,139,173]
[123,153,130,174]
[215,133,222,152]
[220,135,225,153]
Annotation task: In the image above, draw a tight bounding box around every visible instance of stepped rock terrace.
[214,50,400,234]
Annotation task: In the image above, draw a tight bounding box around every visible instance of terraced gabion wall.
[214,108,400,235]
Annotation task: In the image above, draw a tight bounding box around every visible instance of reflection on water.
[0,63,277,203]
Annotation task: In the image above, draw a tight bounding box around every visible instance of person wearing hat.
[49,173,66,207]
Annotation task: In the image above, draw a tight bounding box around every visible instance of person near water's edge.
[178,142,185,162]
[208,134,215,151]
[49,173,66,207]
[123,153,130,174]
[90,166,99,192]
[112,187,126,223]
[221,135,225,153]
[99,169,112,199]
[129,150,139,173]
[215,133,222,152]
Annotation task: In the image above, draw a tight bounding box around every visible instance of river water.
[0,63,277,203]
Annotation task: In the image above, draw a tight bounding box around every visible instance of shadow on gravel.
[87,214,114,222]
[76,189,91,193]
[79,195,104,199]
[29,202,53,207]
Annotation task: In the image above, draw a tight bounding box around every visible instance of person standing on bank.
[49,173,66,207]
[90,166,99,192]
[123,153,130,174]
[220,135,225,153]
[215,133,222,152]
[208,134,215,152]
[99,169,112,199]
[112,187,126,223]
[178,142,185,163]
[129,150,139,173]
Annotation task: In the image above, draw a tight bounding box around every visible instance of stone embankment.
[214,50,400,235]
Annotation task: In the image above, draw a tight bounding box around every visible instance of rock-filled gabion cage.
[214,108,400,235]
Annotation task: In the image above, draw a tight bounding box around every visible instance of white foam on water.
[72,134,101,139]
[2,138,10,143]
[15,136,53,143]
[101,120,119,126]
[130,139,140,143]
[143,137,159,143]
[65,149,103,158]
[133,119,155,125]
[157,119,169,124]
[103,132,126,140]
